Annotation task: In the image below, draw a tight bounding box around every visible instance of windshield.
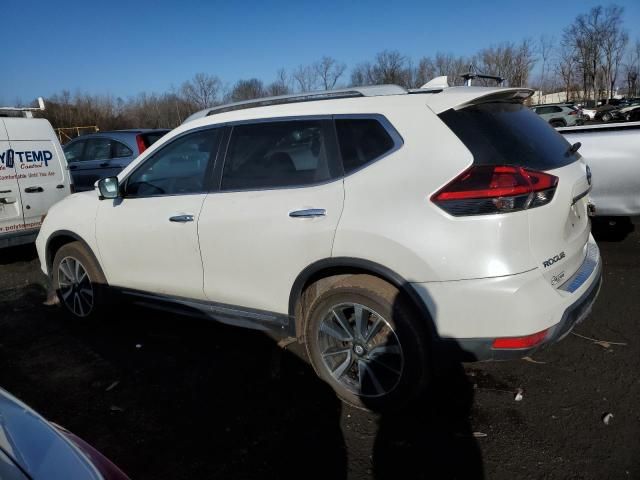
[440,102,579,171]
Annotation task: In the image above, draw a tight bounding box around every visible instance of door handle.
[169,214,194,223]
[0,196,17,204]
[289,208,326,218]
[100,162,110,167]
[24,186,44,193]
[68,165,78,170]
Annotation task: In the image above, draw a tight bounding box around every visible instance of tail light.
[431,165,558,216]
[492,329,549,349]
[136,134,147,154]
[568,110,577,116]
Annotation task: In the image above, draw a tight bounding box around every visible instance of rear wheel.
[52,241,108,320]
[601,112,613,122]
[303,275,430,411]
[549,120,565,128]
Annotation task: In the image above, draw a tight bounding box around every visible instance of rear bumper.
[457,260,601,360]
[411,237,602,361]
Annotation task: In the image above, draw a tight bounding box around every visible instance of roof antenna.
[460,65,504,87]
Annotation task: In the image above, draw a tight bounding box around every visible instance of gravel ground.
[0,218,638,479]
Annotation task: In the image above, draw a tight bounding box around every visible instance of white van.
[0,108,71,248]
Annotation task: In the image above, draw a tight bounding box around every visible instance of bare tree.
[623,39,640,96]
[229,78,266,102]
[555,44,577,102]
[413,57,437,87]
[265,68,292,96]
[600,5,628,99]
[536,35,555,102]
[293,64,318,92]
[180,73,222,109]
[313,56,347,90]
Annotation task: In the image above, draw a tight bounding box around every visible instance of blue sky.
[3,0,640,103]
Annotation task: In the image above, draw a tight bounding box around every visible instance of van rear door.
[0,119,25,240]
[4,119,69,231]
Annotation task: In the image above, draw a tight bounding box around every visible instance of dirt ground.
[0,218,638,479]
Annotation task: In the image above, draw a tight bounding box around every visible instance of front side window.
[63,140,85,162]
[221,120,334,190]
[335,118,395,174]
[125,129,220,197]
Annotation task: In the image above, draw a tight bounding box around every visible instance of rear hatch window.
[439,102,579,170]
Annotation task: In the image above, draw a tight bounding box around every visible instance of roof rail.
[0,97,45,118]
[200,84,407,117]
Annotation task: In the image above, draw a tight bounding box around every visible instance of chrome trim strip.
[289,208,326,218]
[572,186,592,205]
[558,242,599,293]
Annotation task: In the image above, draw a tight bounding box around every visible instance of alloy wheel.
[57,256,94,318]
[316,303,404,398]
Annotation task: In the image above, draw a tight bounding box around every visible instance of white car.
[36,84,602,409]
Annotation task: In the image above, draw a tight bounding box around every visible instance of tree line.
[34,4,638,134]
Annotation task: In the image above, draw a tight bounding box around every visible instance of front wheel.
[304,275,430,411]
[52,241,108,320]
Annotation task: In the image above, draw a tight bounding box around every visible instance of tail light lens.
[568,110,577,116]
[136,134,147,154]
[431,165,558,216]
[492,328,549,349]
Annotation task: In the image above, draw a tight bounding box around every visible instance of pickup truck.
[558,122,640,217]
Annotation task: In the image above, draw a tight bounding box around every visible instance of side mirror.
[98,177,120,200]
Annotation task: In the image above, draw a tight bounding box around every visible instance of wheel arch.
[289,257,436,341]
[45,230,104,280]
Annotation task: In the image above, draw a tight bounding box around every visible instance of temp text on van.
[0,149,53,169]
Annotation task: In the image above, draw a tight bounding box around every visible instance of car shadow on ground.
[0,280,483,479]
[591,216,636,242]
[0,244,39,265]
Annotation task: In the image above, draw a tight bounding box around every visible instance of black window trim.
[214,115,342,193]
[211,114,403,193]
[119,114,404,197]
[332,113,404,178]
[120,125,225,199]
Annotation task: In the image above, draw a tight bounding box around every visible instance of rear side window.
[221,120,335,190]
[335,119,395,174]
[113,141,133,158]
[440,102,578,171]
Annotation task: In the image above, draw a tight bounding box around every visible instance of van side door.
[0,119,25,244]
[4,119,69,232]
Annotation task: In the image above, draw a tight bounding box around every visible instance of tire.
[303,275,430,411]
[52,241,108,320]
[602,112,612,122]
[550,120,565,128]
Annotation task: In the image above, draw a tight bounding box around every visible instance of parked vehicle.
[594,104,618,122]
[0,386,129,479]
[616,102,640,122]
[531,104,584,127]
[37,84,601,409]
[558,121,640,216]
[581,107,597,120]
[0,102,71,249]
[63,129,169,191]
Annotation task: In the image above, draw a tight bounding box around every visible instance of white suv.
[36,84,602,409]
